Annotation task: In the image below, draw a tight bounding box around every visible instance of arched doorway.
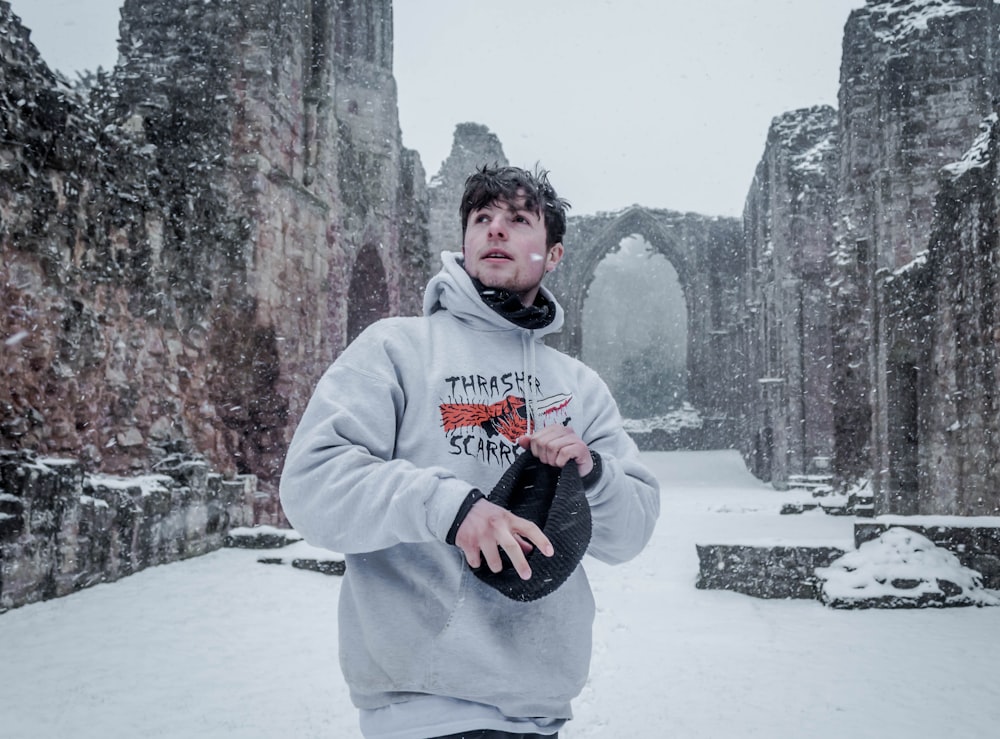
[581,235,687,419]
[546,206,743,434]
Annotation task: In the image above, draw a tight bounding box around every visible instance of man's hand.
[517,425,594,477]
[455,499,554,580]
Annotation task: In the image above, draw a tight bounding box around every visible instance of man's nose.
[487,215,507,239]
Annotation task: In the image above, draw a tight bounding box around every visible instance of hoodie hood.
[423,251,565,339]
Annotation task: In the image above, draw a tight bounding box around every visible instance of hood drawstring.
[523,330,537,437]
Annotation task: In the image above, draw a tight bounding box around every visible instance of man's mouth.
[483,250,511,260]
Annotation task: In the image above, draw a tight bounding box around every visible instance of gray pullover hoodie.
[279,251,660,720]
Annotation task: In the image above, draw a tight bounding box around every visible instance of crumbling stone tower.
[427,122,508,270]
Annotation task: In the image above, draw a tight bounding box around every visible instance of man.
[280,165,660,738]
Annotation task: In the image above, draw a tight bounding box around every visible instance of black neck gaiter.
[471,278,556,330]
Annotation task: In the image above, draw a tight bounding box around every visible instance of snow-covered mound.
[816,527,1000,609]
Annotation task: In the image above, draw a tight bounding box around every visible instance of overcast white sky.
[12,0,865,217]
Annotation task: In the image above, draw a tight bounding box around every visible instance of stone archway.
[546,206,743,432]
[581,235,687,416]
[347,243,390,344]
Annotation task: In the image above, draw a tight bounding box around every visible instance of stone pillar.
[741,107,838,484]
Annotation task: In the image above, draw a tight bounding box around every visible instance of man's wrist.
[581,450,603,488]
[445,488,485,545]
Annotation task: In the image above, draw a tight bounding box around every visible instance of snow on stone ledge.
[891,250,928,278]
[767,106,837,179]
[816,527,1000,609]
[87,472,174,497]
[942,113,997,179]
[873,513,1000,529]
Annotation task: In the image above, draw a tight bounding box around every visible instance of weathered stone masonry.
[545,207,744,437]
[2,0,426,500]
[915,115,1000,516]
[834,0,1000,510]
[1,0,428,609]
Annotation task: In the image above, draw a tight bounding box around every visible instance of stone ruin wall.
[0,450,256,611]
[833,0,1000,487]
[1,0,429,609]
[2,0,427,502]
[741,106,838,485]
[744,0,1000,516]
[917,117,1000,516]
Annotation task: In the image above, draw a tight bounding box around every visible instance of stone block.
[0,493,24,539]
[291,558,346,576]
[695,543,847,600]
[225,525,302,549]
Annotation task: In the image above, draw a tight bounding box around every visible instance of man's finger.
[500,537,533,580]
[515,520,554,559]
[462,545,482,569]
[481,540,506,574]
[515,534,534,555]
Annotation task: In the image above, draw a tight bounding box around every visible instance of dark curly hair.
[459,165,571,248]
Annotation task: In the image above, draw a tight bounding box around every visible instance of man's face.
[462,195,564,306]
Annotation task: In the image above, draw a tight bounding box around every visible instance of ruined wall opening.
[347,243,389,344]
[886,358,920,514]
[754,424,775,483]
[581,235,687,420]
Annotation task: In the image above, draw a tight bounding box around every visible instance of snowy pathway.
[2,451,997,738]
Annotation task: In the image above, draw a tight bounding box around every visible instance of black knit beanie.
[473,451,592,602]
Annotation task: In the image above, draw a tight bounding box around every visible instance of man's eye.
[513,215,528,223]
[475,214,490,223]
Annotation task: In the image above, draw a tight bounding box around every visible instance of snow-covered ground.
[2,450,998,738]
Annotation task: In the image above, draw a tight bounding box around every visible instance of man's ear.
[545,243,564,272]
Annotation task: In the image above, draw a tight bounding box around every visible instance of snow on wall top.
[768,106,838,178]
[858,0,977,45]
